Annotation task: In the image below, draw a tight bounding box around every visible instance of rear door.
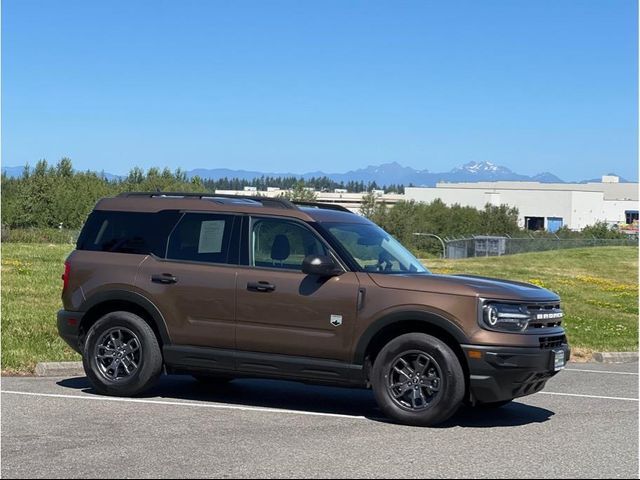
[136,212,240,349]
[235,216,360,362]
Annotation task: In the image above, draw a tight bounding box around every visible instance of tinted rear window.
[166,213,237,264]
[77,210,182,256]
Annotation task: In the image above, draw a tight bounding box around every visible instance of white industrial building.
[405,176,638,232]
[215,188,405,212]
[215,175,638,232]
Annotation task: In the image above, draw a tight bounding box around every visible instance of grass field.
[427,247,639,357]
[1,244,638,373]
[2,244,81,373]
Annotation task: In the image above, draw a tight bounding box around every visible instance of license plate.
[553,349,566,371]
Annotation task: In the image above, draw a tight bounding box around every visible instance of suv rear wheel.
[371,333,465,426]
[82,311,163,396]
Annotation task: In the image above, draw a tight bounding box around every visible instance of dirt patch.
[569,347,594,363]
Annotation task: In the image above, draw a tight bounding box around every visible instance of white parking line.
[0,390,369,420]
[3,387,639,421]
[564,368,638,376]
[537,391,639,402]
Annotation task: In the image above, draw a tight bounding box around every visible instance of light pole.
[413,233,446,259]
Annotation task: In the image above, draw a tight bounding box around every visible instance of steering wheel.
[377,251,395,272]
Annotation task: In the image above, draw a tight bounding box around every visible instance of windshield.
[325,222,430,274]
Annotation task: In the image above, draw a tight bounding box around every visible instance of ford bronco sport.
[58,192,570,426]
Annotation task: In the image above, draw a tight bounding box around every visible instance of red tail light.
[62,261,71,292]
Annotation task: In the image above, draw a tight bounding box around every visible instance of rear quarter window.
[77,210,182,257]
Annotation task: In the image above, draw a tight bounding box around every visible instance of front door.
[236,216,360,362]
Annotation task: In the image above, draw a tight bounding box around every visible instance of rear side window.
[166,213,237,264]
[77,210,182,256]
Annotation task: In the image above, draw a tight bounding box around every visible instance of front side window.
[252,218,327,271]
[167,213,236,264]
[325,222,429,274]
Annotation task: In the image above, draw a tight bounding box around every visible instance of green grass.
[426,247,639,354]
[1,244,637,373]
[2,243,80,373]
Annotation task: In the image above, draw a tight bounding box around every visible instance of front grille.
[526,303,563,330]
[539,334,567,350]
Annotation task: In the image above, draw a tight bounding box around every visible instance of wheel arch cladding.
[355,312,471,391]
[79,290,171,347]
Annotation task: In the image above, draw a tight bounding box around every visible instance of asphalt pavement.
[1,361,638,478]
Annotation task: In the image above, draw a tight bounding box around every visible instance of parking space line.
[0,390,370,420]
[3,387,639,422]
[564,368,638,376]
[538,391,639,402]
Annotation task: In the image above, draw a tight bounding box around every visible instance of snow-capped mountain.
[452,161,506,174]
[4,160,629,186]
[182,161,565,186]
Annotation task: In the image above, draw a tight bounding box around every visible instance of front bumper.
[462,343,571,404]
[57,309,84,354]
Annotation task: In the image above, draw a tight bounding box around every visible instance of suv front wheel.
[82,311,163,397]
[371,333,465,427]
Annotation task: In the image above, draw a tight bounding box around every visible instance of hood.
[369,273,560,302]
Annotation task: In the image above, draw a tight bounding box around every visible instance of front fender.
[353,310,469,365]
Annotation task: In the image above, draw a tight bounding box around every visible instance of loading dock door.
[525,216,545,231]
[547,217,563,233]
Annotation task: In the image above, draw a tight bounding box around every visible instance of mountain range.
[1,161,634,186]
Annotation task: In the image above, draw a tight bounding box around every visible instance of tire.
[82,311,163,397]
[192,374,233,385]
[371,333,465,427]
[475,400,512,409]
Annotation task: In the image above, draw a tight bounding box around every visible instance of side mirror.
[302,255,341,277]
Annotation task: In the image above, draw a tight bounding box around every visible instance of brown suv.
[58,192,570,426]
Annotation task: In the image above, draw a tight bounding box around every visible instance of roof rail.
[117,192,295,210]
[293,201,354,213]
[117,192,356,214]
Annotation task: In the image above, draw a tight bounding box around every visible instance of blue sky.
[2,0,638,180]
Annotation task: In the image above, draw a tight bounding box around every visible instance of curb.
[35,362,84,377]
[33,352,639,376]
[592,352,639,364]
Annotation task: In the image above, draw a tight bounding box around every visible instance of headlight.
[482,303,532,332]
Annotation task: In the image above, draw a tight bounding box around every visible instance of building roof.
[432,181,638,201]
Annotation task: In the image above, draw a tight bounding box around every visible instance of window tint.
[77,211,181,256]
[252,218,327,270]
[167,213,236,264]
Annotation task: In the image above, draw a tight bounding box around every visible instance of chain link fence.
[443,235,639,259]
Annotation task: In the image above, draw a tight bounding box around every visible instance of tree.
[581,221,627,239]
[479,204,520,235]
[360,192,377,218]
[56,158,73,177]
[279,181,317,202]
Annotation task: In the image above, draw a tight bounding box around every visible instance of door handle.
[247,281,276,293]
[151,274,178,284]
